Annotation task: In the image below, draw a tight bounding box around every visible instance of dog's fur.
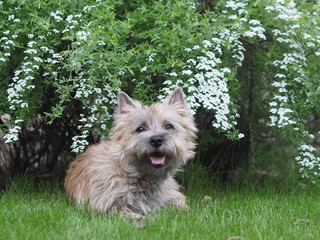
[64,88,197,215]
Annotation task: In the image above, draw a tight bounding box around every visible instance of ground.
[0,178,319,240]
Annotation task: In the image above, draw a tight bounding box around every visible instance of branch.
[239,37,269,52]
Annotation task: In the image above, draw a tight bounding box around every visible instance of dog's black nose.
[150,136,163,148]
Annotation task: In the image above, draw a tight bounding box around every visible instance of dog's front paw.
[120,211,145,228]
[170,193,187,209]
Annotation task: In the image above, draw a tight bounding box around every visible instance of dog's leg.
[170,192,187,209]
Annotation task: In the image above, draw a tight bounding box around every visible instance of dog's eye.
[165,124,174,129]
[136,127,146,132]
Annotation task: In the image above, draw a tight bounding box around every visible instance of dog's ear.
[117,91,140,114]
[164,88,189,116]
[165,88,186,106]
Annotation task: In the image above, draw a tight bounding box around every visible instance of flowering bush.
[0,0,319,183]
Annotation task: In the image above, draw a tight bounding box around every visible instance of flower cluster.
[265,0,320,181]
[4,30,63,143]
[223,0,266,41]
[296,142,320,182]
[266,0,315,128]
[3,120,23,144]
[57,2,118,153]
[1,0,110,149]
[162,35,242,138]
[0,30,16,62]
[71,71,117,153]
[161,0,267,139]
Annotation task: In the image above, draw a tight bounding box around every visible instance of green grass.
[0,177,320,240]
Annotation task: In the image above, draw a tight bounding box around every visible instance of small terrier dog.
[64,88,197,217]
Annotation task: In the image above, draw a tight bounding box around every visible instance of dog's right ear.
[117,91,139,114]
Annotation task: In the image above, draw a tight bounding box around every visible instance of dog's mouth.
[149,152,166,168]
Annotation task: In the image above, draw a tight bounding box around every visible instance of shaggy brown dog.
[64,88,197,217]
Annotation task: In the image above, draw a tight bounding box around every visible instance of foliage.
[0,0,319,182]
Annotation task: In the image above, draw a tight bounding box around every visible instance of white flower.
[182,70,193,75]
[76,31,89,41]
[24,49,38,54]
[21,103,28,108]
[229,15,238,20]
[238,133,244,138]
[141,66,147,72]
[66,15,73,22]
[27,41,37,47]
[249,20,261,25]
[275,73,286,78]
[202,40,212,48]
[168,72,178,77]
[33,57,43,62]
[303,33,312,39]
[148,53,156,62]
[269,102,277,107]
[243,31,256,38]
[50,11,63,22]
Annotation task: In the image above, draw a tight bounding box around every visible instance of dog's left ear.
[164,88,189,116]
[165,88,186,106]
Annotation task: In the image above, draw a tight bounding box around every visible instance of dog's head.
[110,88,197,179]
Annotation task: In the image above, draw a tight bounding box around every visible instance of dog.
[64,88,197,219]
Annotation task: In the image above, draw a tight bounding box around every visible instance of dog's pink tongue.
[150,156,165,165]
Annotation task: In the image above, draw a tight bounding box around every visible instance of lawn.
[0,178,319,240]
